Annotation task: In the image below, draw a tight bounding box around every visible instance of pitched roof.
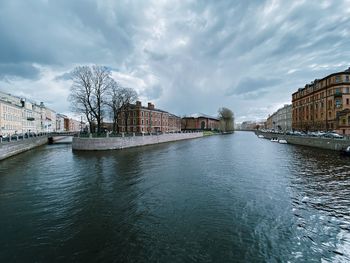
[186,113,219,121]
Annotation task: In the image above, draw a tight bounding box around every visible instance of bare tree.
[120,88,138,133]
[69,65,113,133]
[181,116,189,130]
[106,81,123,133]
[218,107,234,132]
[106,84,138,133]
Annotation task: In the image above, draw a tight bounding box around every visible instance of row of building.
[1,90,222,136]
[264,67,350,135]
[265,104,292,131]
[115,101,221,133]
[0,90,83,136]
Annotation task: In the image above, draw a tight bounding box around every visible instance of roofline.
[0,98,23,109]
[182,116,220,121]
[292,69,350,96]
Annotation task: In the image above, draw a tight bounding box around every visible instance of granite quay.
[0,134,48,161]
[256,130,350,151]
[0,132,78,161]
[72,131,203,151]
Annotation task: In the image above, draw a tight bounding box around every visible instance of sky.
[0,0,350,122]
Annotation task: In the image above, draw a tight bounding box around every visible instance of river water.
[0,131,349,262]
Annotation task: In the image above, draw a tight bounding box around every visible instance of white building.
[56,113,67,132]
[0,90,58,135]
[40,103,56,132]
[267,104,292,131]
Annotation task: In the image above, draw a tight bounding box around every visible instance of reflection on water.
[0,132,349,262]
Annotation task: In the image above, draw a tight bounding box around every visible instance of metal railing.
[0,132,49,144]
[76,130,202,138]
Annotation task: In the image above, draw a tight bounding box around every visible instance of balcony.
[27,117,35,121]
[334,91,342,97]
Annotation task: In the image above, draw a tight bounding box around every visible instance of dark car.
[323,132,344,139]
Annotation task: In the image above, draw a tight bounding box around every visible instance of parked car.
[323,132,344,139]
[308,132,318,137]
[293,131,306,136]
[314,131,326,137]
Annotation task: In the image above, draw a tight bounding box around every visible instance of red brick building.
[182,113,220,130]
[118,101,181,133]
[292,68,350,134]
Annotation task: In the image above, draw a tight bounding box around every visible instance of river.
[0,131,349,262]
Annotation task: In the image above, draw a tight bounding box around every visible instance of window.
[347,98,349,105]
[142,119,144,125]
[141,111,144,117]
[335,75,341,83]
[346,75,349,82]
[335,99,342,108]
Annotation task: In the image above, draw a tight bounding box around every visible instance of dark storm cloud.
[141,84,163,100]
[0,63,40,80]
[54,72,72,81]
[0,0,140,72]
[226,77,281,96]
[0,0,349,120]
[144,49,168,61]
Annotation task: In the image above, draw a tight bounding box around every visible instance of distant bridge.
[48,131,80,137]
[48,132,79,144]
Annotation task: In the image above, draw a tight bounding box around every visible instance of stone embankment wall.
[256,131,350,151]
[0,137,48,161]
[72,132,204,151]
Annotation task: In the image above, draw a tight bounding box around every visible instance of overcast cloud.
[1,0,350,122]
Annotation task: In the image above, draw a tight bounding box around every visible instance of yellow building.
[0,90,58,136]
[292,68,350,134]
[0,99,23,136]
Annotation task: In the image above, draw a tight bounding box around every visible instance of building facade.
[56,114,66,132]
[240,121,265,130]
[0,90,60,136]
[266,104,292,131]
[64,118,82,132]
[118,101,181,133]
[40,103,56,132]
[0,99,23,136]
[181,113,220,130]
[292,68,350,134]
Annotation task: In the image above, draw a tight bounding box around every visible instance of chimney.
[148,102,154,110]
[136,101,141,107]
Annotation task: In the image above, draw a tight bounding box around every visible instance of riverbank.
[72,132,204,151]
[255,131,350,151]
[0,136,48,161]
